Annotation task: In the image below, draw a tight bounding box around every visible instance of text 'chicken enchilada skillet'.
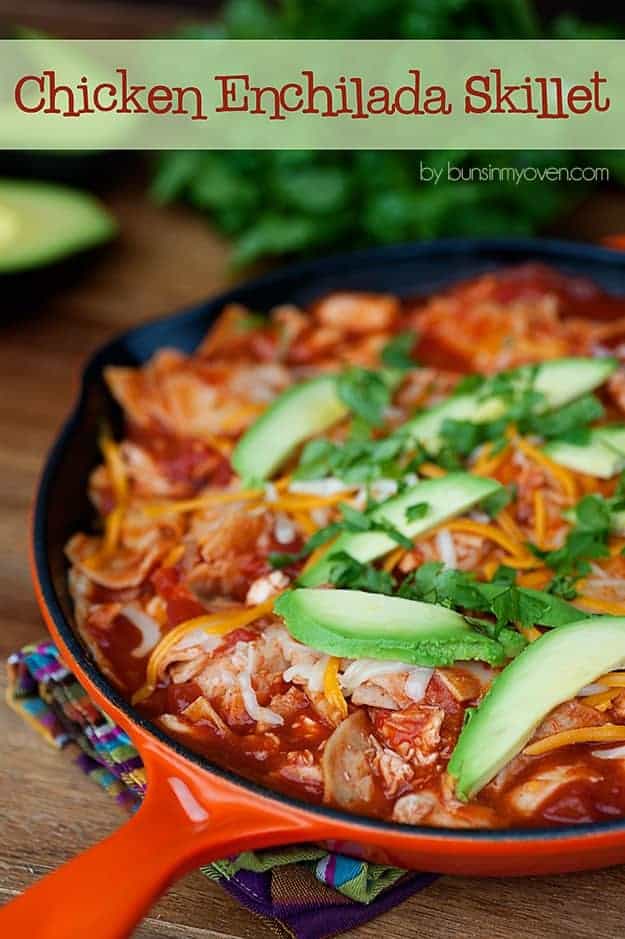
[5,239,625,938]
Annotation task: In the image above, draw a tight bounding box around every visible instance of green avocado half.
[0,179,116,274]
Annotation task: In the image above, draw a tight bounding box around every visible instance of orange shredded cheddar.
[218,403,266,433]
[133,598,277,705]
[497,554,544,571]
[270,492,352,512]
[92,434,131,559]
[575,595,625,616]
[496,508,527,544]
[472,443,510,478]
[301,541,336,575]
[291,511,317,536]
[323,656,348,719]
[419,462,446,478]
[100,434,129,505]
[515,623,541,642]
[582,688,622,711]
[438,518,531,562]
[162,544,185,568]
[144,487,265,517]
[598,673,625,688]
[516,438,578,501]
[517,569,551,589]
[383,547,405,572]
[610,538,625,557]
[204,434,235,457]
[533,490,546,547]
[524,724,625,757]
[481,559,500,582]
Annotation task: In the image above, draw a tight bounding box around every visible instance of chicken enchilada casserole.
[66,263,625,830]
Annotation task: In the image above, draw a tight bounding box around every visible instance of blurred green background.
[1,0,625,270]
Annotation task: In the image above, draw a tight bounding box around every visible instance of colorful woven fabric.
[6,640,436,938]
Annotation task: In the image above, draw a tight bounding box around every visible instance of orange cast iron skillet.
[4,238,625,939]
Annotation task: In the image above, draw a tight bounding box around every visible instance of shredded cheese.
[383,547,405,572]
[132,598,277,705]
[516,438,578,501]
[516,623,541,642]
[495,508,527,545]
[438,518,533,563]
[269,492,351,512]
[481,559,500,581]
[323,656,348,719]
[91,434,131,560]
[100,434,129,504]
[144,487,264,517]
[575,595,625,616]
[291,511,317,536]
[524,724,625,756]
[162,544,185,568]
[472,442,510,478]
[517,569,551,589]
[582,688,622,711]
[301,540,336,574]
[598,673,625,688]
[533,490,547,548]
[419,462,446,479]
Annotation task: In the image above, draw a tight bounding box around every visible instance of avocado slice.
[544,426,625,479]
[298,472,501,587]
[274,588,508,666]
[231,376,348,482]
[0,179,116,273]
[404,357,617,453]
[448,615,625,800]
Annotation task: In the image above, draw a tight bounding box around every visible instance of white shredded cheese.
[274,513,297,544]
[333,658,433,703]
[578,683,608,697]
[288,477,349,496]
[245,570,289,605]
[283,655,328,693]
[369,478,399,503]
[122,605,161,658]
[238,646,284,726]
[311,507,330,527]
[264,482,278,502]
[436,529,457,569]
[591,745,625,760]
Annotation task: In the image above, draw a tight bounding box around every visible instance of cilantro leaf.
[381,331,418,370]
[327,551,394,595]
[406,502,429,522]
[337,367,391,427]
[521,394,604,442]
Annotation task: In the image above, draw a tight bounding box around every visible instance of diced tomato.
[151,566,207,626]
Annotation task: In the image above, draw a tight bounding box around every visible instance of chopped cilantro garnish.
[530,492,612,597]
[381,331,418,370]
[521,393,604,442]
[337,367,391,427]
[327,551,395,595]
[406,502,429,522]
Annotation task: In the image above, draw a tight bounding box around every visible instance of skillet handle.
[0,750,324,939]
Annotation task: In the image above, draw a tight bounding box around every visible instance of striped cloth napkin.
[6,641,436,939]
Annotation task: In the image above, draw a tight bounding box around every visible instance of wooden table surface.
[2,171,625,938]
